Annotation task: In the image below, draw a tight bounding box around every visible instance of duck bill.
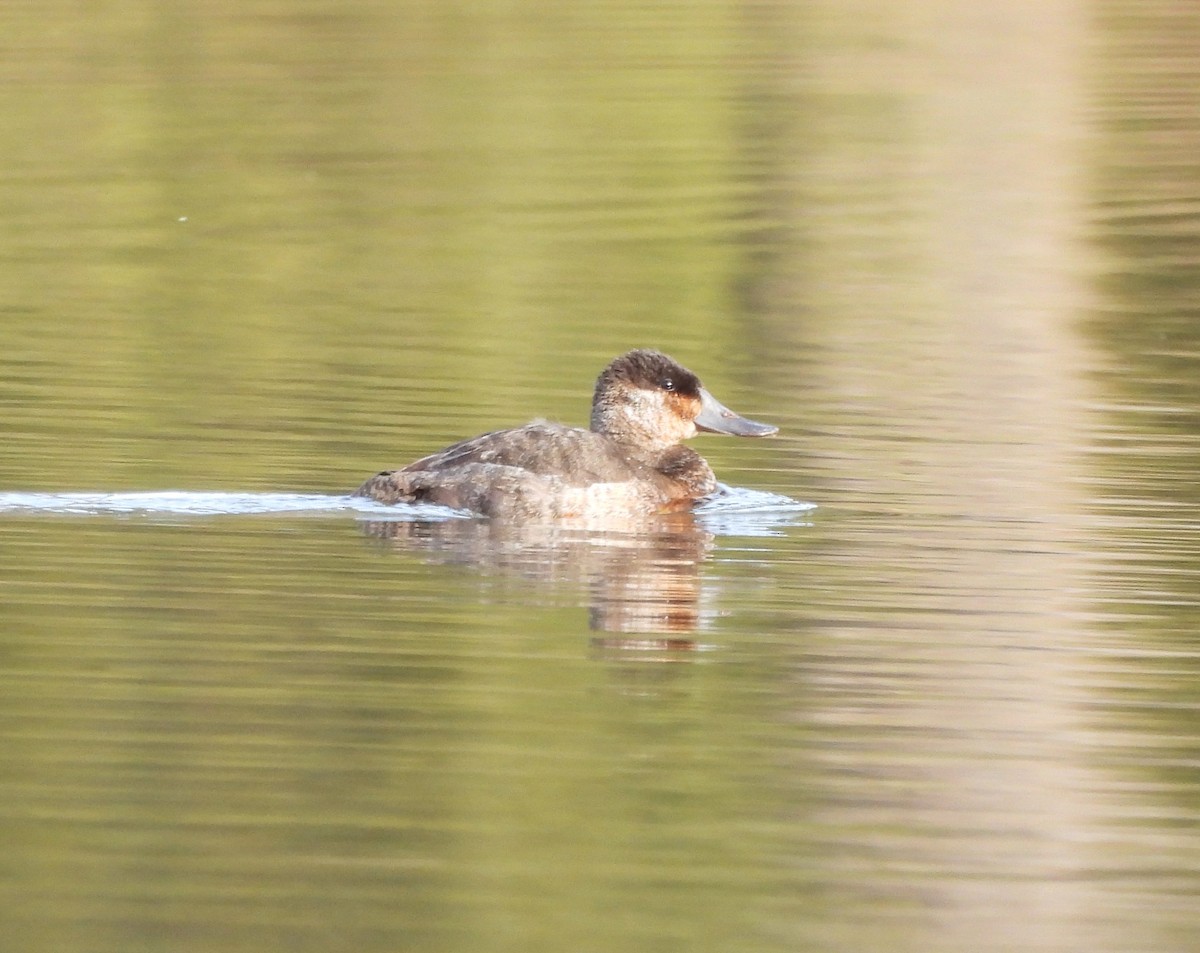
[694,388,778,437]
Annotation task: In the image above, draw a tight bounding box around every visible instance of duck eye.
[660,378,675,392]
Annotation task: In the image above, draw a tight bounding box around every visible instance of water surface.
[2,2,1199,953]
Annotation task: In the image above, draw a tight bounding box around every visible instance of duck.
[353,349,777,520]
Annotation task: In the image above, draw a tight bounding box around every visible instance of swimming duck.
[353,349,777,519]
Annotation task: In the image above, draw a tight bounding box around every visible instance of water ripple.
[0,488,814,535]
[0,491,455,518]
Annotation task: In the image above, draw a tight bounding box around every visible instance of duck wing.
[400,422,640,485]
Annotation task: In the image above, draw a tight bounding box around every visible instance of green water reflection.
[1,0,775,494]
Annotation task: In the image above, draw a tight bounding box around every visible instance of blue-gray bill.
[694,388,778,437]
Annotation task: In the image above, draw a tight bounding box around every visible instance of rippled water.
[0,487,811,522]
[3,2,1200,952]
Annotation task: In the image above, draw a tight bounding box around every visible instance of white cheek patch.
[628,388,655,410]
[621,388,659,423]
[621,387,693,441]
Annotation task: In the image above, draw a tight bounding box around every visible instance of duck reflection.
[359,512,715,645]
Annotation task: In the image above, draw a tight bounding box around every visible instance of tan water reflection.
[743,2,1186,952]
[362,515,714,637]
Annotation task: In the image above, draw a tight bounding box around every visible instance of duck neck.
[590,411,675,464]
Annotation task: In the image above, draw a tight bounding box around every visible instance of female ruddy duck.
[353,349,777,520]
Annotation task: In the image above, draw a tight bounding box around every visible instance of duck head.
[589,349,777,452]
